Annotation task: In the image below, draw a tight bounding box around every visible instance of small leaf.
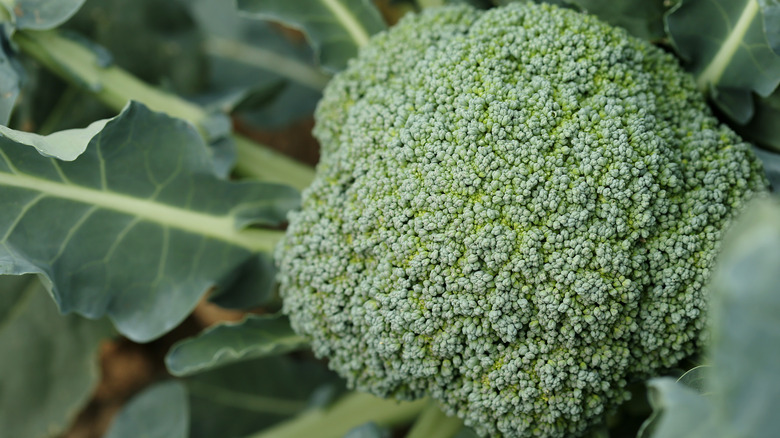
[104,380,189,438]
[0,275,111,438]
[2,0,86,30]
[0,102,299,342]
[758,0,780,55]
[665,0,780,119]
[236,0,387,73]
[166,314,308,376]
[0,113,113,161]
[0,37,20,126]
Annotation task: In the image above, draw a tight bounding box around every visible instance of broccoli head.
[275,2,767,437]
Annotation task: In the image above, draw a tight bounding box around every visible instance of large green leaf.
[665,0,780,122]
[643,199,780,438]
[0,275,111,438]
[1,0,86,30]
[166,314,307,376]
[0,102,299,341]
[236,0,387,73]
[104,380,189,438]
[707,199,780,436]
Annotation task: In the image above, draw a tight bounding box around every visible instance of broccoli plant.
[0,1,778,438]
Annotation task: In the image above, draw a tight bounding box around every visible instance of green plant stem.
[245,392,427,438]
[12,29,315,190]
[405,401,463,438]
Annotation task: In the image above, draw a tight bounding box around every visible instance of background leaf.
[758,0,780,55]
[344,422,390,438]
[236,0,387,73]
[185,356,343,438]
[0,37,21,126]
[738,90,780,152]
[643,199,780,438]
[665,0,780,122]
[2,0,86,30]
[707,199,780,436]
[0,102,298,342]
[104,380,189,438]
[166,314,308,377]
[565,0,666,40]
[187,0,328,129]
[0,275,111,438]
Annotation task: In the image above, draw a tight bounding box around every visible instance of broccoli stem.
[404,401,464,438]
[11,29,316,191]
[245,392,427,438]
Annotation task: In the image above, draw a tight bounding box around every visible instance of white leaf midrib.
[0,168,272,252]
[696,0,760,91]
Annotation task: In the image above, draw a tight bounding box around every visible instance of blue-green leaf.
[2,0,86,30]
[0,38,20,126]
[105,381,189,438]
[740,89,780,152]
[708,200,780,436]
[0,113,113,160]
[666,0,780,120]
[236,0,387,73]
[166,314,307,376]
[0,102,299,342]
[0,275,111,438]
[642,199,780,438]
[186,357,342,438]
[759,0,780,55]
[644,378,719,438]
[344,422,390,438]
[567,0,666,41]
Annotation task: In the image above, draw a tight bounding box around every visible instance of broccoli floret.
[275,3,767,437]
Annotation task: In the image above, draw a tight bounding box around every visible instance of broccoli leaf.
[0,38,20,126]
[758,0,780,55]
[643,199,780,438]
[236,0,387,73]
[165,314,308,377]
[665,0,780,122]
[0,275,112,438]
[0,112,113,160]
[0,102,299,342]
[185,357,342,438]
[739,88,780,152]
[1,0,86,30]
[104,381,189,438]
[566,0,666,41]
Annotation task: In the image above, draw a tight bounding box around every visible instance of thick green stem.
[12,29,315,190]
[245,392,427,438]
[405,401,464,438]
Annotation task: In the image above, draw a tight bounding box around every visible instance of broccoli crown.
[275,3,767,437]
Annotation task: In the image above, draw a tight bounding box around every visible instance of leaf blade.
[105,381,189,438]
[166,313,308,376]
[236,0,387,72]
[0,102,298,341]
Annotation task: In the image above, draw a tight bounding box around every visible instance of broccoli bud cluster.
[275,3,767,437]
